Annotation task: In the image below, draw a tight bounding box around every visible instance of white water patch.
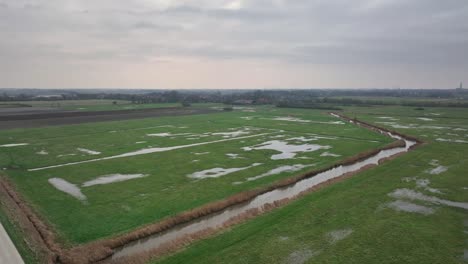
[82,174,148,187]
[454,128,468,131]
[226,153,240,159]
[247,164,314,182]
[240,116,256,120]
[188,163,262,179]
[77,148,101,155]
[389,188,468,210]
[243,140,331,160]
[270,116,344,125]
[146,133,190,137]
[29,133,271,171]
[429,113,441,116]
[287,135,336,142]
[387,200,435,215]
[327,229,353,244]
[320,152,341,157]
[415,178,442,194]
[48,178,87,201]
[36,150,48,155]
[193,152,210,155]
[417,117,434,121]
[0,143,29,147]
[284,249,319,264]
[428,166,448,175]
[109,130,117,133]
[57,154,76,158]
[135,141,147,144]
[211,131,250,138]
[377,116,399,121]
[436,138,468,143]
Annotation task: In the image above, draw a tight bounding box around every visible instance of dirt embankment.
[0,107,218,130]
[0,113,422,264]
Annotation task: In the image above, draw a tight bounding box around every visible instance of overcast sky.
[0,0,467,89]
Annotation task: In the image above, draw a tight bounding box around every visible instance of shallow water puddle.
[246,164,315,182]
[82,174,148,187]
[48,178,87,201]
[192,152,210,155]
[284,249,318,264]
[77,148,101,155]
[436,138,468,143]
[29,133,272,171]
[417,117,434,121]
[387,200,435,215]
[146,133,190,137]
[36,150,48,155]
[226,153,240,159]
[327,229,353,244]
[320,152,341,157]
[270,116,344,125]
[243,140,331,160]
[211,131,250,138]
[49,174,149,201]
[0,143,29,147]
[188,163,262,179]
[389,188,468,210]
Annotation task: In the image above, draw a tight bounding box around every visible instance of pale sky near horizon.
[0,0,467,89]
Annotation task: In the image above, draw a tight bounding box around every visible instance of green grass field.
[0,106,392,245]
[154,106,468,264]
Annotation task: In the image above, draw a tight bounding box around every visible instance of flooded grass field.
[153,106,468,264]
[0,106,392,245]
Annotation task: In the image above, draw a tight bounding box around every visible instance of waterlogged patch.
[326,229,353,244]
[192,152,210,155]
[426,160,448,175]
[48,178,87,201]
[0,143,29,147]
[417,117,434,121]
[428,166,448,175]
[377,116,399,121]
[57,154,76,158]
[270,116,344,125]
[211,131,250,138]
[36,150,48,155]
[284,249,319,264]
[387,200,435,215]
[389,188,468,210]
[188,163,262,179]
[287,135,337,142]
[29,133,271,171]
[243,140,331,160]
[135,141,147,144]
[77,148,101,155]
[436,138,468,143]
[226,153,240,159]
[146,132,189,137]
[82,174,148,187]
[320,151,341,157]
[246,164,315,182]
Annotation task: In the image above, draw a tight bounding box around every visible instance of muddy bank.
[0,177,58,263]
[0,108,218,130]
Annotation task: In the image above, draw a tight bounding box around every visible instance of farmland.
[154,105,468,264]
[0,106,392,249]
[1,102,466,264]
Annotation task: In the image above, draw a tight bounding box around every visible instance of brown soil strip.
[0,108,218,130]
[0,112,422,264]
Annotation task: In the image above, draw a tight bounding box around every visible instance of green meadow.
[0,106,391,244]
[155,106,468,264]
